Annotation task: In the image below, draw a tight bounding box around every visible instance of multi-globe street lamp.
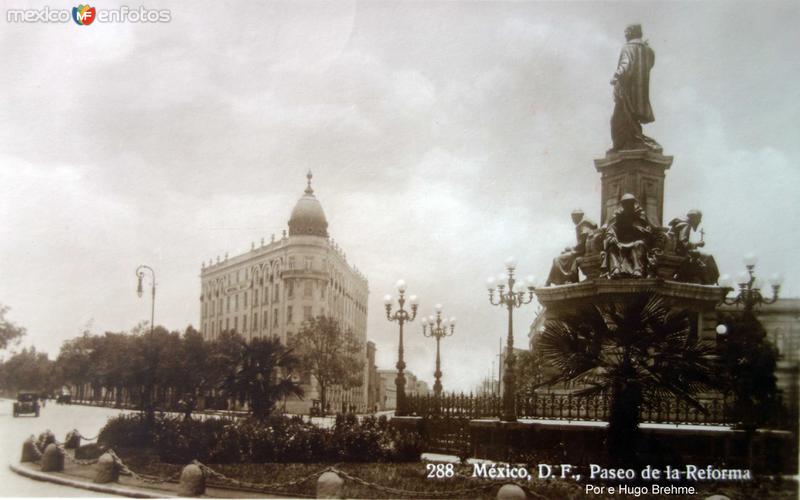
[384,280,418,416]
[716,253,783,336]
[487,257,537,422]
[136,265,156,335]
[422,304,456,397]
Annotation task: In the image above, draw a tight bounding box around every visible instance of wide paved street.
[0,398,132,497]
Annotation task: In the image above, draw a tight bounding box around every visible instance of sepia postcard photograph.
[1,1,798,499]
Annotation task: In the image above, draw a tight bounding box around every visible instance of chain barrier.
[107,449,181,485]
[78,433,99,441]
[192,460,326,493]
[31,432,557,498]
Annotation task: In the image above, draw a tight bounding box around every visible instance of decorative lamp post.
[384,279,418,416]
[487,257,536,422]
[717,253,783,313]
[136,265,156,335]
[422,304,456,397]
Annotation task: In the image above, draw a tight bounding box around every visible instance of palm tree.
[538,294,717,464]
[220,336,304,419]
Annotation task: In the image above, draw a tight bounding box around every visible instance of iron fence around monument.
[406,391,735,426]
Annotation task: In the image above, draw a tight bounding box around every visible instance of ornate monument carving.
[601,194,656,279]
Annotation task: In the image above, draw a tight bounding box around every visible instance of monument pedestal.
[595,148,673,226]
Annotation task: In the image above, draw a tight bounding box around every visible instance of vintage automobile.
[13,391,40,417]
[56,390,72,405]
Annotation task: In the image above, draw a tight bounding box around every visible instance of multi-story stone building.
[199,172,370,413]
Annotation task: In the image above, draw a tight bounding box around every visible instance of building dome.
[288,172,329,237]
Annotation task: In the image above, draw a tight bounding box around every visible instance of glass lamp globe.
[435,303,443,312]
[770,273,785,287]
[736,271,749,286]
[409,294,419,306]
[396,279,407,293]
[716,324,728,335]
[505,256,517,270]
[486,277,496,290]
[383,294,392,305]
[718,274,733,288]
[449,317,456,326]
[525,275,537,288]
[743,253,758,268]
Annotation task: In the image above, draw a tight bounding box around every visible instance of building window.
[288,281,294,299]
[235,294,239,312]
[263,312,268,328]
[274,283,279,302]
[289,257,296,270]
[243,315,247,332]
[273,308,278,327]
[234,316,238,332]
[226,296,231,313]
[305,257,313,270]
[304,281,312,298]
[244,291,248,308]
[303,306,312,321]
[254,289,258,304]
[225,318,229,331]
[287,306,293,324]
[321,286,325,299]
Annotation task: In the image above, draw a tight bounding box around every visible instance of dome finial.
[305,170,314,195]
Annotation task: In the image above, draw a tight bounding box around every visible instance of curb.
[9,463,176,498]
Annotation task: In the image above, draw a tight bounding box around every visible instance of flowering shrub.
[98,413,422,464]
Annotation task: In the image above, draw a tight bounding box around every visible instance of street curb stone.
[9,463,175,498]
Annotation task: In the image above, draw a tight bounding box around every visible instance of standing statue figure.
[545,210,598,286]
[602,194,654,278]
[668,210,720,285]
[610,24,660,151]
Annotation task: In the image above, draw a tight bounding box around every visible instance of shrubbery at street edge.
[98,413,422,464]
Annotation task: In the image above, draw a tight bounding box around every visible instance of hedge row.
[98,413,422,464]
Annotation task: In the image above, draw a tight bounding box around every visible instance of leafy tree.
[0,304,26,351]
[220,335,304,419]
[515,350,546,396]
[716,311,779,431]
[538,294,716,464]
[291,316,364,415]
[0,347,54,393]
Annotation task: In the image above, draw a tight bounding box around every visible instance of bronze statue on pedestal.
[545,210,598,286]
[668,210,720,285]
[610,24,660,151]
[602,194,655,278]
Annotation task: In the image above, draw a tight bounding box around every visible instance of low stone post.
[40,443,65,472]
[178,463,206,497]
[497,483,526,500]
[21,435,41,463]
[37,430,56,450]
[316,471,344,499]
[64,430,81,450]
[94,453,119,484]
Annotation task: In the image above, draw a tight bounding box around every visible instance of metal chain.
[326,468,496,499]
[192,460,325,492]
[107,449,181,484]
[78,433,99,441]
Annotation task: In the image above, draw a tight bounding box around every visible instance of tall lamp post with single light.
[136,265,156,335]
[384,280,418,416]
[422,304,456,397]
[487,257,536,422]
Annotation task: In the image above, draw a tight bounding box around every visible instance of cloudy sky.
[1,1,798,392]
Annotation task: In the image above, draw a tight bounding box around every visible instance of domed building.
[199,172,372,414]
